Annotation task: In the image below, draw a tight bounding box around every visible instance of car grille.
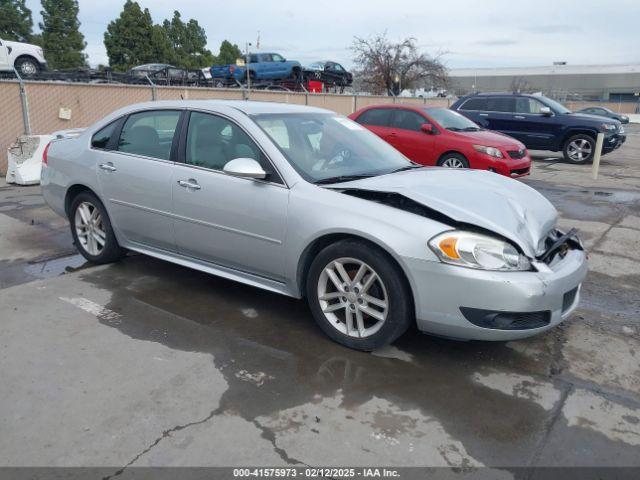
[510,167,530,176]
[508,149,527,159]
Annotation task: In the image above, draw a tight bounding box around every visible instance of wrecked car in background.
[40,101,587,351]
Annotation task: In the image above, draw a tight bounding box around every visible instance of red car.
[348,105,531,177]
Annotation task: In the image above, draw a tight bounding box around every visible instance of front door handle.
[99,162,117,172]
[177,179,201,190]
[514,115,525,119]
[479,113,489,117]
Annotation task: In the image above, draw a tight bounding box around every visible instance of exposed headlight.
[473,145,503,158]
[601,123,617,131]
[429,231,531,271]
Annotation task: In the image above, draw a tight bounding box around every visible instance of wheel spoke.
[361,273,377,294]
[323,302,345,313]
[355,309,365,338]
[345,308,354,335]
[319,292,342,301]
[333,261,351,284]
[325,268,344,292]
[360,305,385,321]
[89,207,99,222]
[352,263,367,285]
[92,232,105,247]
[78,205,90,224]
[362,294,386,309]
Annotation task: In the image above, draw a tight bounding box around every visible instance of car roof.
[465,92,538,97]
[113,100,331,116]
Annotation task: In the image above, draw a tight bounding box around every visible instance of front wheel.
[15,57,40,77]
[306,240,413,351]
[563,134,595,164]
[69,192,126,264]
[437,153,469,169]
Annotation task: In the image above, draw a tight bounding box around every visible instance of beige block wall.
[0,80,453,175]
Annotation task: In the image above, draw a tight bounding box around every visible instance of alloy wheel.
[441,157,466,168]
[567,139,593,162]
[74,201,106,256]
[317,257,388,338]
[20,61,37,76]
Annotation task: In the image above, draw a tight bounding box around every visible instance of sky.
[25,0,640,70]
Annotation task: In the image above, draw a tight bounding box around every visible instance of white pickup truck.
[0,38,47,77]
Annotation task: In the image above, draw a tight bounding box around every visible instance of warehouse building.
[448,64,640,103]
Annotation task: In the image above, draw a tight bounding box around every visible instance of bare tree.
[510,76,533,93]
[351,32,448,95]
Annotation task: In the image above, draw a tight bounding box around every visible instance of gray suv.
[451,93,626,164]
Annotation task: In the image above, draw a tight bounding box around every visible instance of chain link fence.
[0,80,454,175]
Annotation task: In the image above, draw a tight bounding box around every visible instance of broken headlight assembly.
[429,231,531,271]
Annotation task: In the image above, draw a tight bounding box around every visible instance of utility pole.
[245,42,252,93]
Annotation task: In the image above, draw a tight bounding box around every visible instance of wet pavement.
[0,126,639,474]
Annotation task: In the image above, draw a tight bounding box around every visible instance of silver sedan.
[41,100,587,350]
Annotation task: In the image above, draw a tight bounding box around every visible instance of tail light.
[42,141,52,165]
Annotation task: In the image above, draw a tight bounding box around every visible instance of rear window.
[459,97,488,111]
[355,108,392,127]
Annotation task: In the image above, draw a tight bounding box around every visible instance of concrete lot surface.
[0,126,639,475]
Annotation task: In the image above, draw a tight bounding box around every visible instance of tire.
[437,153,469,169]
[306,240,413,351]
[563,134,595,164]
[69,191,126,264]
[15,57,40,77]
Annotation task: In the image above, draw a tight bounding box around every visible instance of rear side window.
[459,97,487,111]
[117,110,181,160]
[487,97,515,113]
[91,121,117,150]
[355,108,391,127]
[390,110,426,131]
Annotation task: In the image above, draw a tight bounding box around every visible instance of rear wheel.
[69,192,126,264]
[563,134,595,164]
[437,153,469,169]
[306,240,413,351]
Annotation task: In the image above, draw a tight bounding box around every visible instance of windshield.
[252,113,414,183]
[426,108,480,131]
[538,96,571,114]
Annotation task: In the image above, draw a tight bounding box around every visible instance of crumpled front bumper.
[403,248,588,341]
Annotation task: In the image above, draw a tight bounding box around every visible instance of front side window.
[253,113,413,183]
[271,54,284,62]
[391,110,426,132]
[426,108,479,131]
[355,108,392,127]
[186,112,270,175]
[91,121,118,150]
[515,97,545,114]
[117,110,181,160]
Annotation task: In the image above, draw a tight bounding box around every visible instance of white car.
[0,38,47,77]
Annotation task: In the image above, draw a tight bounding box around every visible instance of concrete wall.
[0,80,452,174]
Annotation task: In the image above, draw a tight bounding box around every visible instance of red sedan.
[348,105,531,177]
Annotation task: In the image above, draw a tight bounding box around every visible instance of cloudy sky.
[25,0,640,69]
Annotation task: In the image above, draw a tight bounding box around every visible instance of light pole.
[245,42,253,92]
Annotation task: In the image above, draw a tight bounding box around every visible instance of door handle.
[99,162,117,172]
[514,115,525,119]
[177,179,201,190]
[479,113,489,117]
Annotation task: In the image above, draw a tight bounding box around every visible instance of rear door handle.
[514,115,525,119]
[99,162,117,172]
[177,179,201,190]
[479,113,489,117]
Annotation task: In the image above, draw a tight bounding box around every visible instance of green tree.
[104,0,171,71]
[0,0,33,42]
[212,40,242,66]
[39,0,86,69]
[162,11,214,69]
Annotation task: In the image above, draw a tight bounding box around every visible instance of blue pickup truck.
[211,52,302,83]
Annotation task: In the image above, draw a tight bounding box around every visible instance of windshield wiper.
[389,164,422,174]
[446,127,462,131]
[462,127,481,131]
[315,174,376,185]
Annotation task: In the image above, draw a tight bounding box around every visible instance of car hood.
[566,112,620,125]
[449,129,525,148]
[333,169,557,257]
[5,40,41,51]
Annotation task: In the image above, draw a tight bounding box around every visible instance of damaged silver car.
[41,101,588,350]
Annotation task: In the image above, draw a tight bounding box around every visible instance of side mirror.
[421,124,434,134]
[223,158,267,180]
[540,106,553,116]
[281,58,287,62]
